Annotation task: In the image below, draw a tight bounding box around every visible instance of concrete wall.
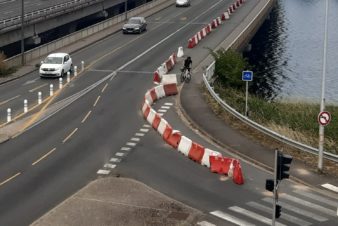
[5,0,173,68]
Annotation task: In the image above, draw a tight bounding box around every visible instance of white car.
[176,0,191,7]
[39,53,72,78]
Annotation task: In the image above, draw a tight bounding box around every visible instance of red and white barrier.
[146,108,157,125]
[154,85,166,99]
[178,136,193,156]
[158,118,169,136]
[188,142,205,163]
[201,148,221,168]
[166,130,182,148]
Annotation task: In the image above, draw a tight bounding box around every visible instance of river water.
[244,0,338,105]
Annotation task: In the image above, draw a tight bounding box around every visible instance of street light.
[21,0,25,65]
[318,0,329,171]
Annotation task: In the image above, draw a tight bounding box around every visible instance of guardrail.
[0,0,104,30]
[202,61,338,163]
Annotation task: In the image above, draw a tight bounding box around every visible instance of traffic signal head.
[275,204,282,218]
[265,179,274,192]
[277,152,293,181]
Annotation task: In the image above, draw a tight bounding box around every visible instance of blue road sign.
[242,71,253,81]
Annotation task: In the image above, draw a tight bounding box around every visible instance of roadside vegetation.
[209,48,338,155]
[0,52,16,78]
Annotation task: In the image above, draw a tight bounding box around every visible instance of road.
[0,0,337,225]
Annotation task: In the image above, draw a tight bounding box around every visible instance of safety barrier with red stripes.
[153,52,178,84]
[187,0,246,49]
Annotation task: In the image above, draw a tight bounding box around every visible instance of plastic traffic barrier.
[210,156,224,174]
[163,83,178,96]
[162,124,173,140]
[153,70,161,84]
[201,148,222,168]
[142,101,151,119]
[154,85,165,99]
[232,159,244,185]
[178,136,193,156]
[166,130,182,148]
[146,108,157,125]
[188,142,205,163]
[157,118,169,136]
[152,113,161,129]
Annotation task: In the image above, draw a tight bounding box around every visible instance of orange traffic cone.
[233,160,244,185]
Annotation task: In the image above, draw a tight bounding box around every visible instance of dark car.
[122,17,147,34]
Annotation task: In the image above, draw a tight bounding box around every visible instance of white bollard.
[50,84,53,96]
[38,92,42,105]
[177,46,184,58]
[74,66,78,76]
[59,77,63,89]
[67,72,70,83]
[81,61,84,71]
[24,99,28,113]
[7,108,11,122]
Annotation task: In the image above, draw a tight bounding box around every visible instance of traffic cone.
[153,70,161,84]
[233,160,244,185]
[177,46,184,58]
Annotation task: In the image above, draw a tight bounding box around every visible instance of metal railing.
[0,0,104,30]
[202,61,338,163]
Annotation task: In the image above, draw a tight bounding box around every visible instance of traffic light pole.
[272,149,278,226]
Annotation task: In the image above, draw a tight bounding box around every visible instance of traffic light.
[265,179,274,192]
[277,152,293,181]
[275,204,282,218]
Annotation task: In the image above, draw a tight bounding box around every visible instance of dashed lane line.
[135,133,145,137]
[62,128,78,143]
[93,95,101,107]
[104,163,116,169]
[116,152,125,157]
[164,102,173,106]
[121,147,131,151]
[158,113,164,116]
[101,83,108,93]
[97,169,110,175]
[29,84,48,93]
[32,148,56,166]
[81,110,92,123]
[140,128,149,133]
[143,124,151,128]
[0,95,20,106]
[0,172,21,187]
[110,158,121,162]
[161,106,170,109]
[158,109,167,113]
[126,142,136,147]
[131,137,140,142]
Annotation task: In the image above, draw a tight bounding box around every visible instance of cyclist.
[183,56,192,73]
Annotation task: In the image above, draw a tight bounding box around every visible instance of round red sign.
[318,111,331,126]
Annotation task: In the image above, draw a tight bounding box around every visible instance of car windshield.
[128,18,141,24]
[44,57,63,64]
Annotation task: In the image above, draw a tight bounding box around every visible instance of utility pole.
[21,0,25,65]
[318,0,329,171]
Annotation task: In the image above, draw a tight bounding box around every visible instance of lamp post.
[318,0,329,171]
[21,0,25,65]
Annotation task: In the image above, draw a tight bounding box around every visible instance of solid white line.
[121,147,131,151]
[118,70,153,74]
[110,158,121,162]
[196,221,216,226]
[135,133,145,137]
[116,152,125,157]
[158,109,167,113]
[262,197,328,222]
[126,142,136,147]
[140,128,149,132]
[321,183,338,193]
[210,210,255,226]
[164,102,173,106]
[161,106,170,109]
[143,124,151,128]
[281,193,336,216]
[247,202,311,226]
[229,206,286,226]
[293,189,338,207]
[131,137,140,142]
[89,69,114,72]
[97,169,110,175]
[104,163,116,169]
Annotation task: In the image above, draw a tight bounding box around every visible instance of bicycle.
[180,67,191,83]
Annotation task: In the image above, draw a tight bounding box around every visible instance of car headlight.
[135,27,140,30]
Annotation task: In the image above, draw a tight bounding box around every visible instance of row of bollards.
[6,62,84,123]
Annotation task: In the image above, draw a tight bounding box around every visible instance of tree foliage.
[211,48,249,90]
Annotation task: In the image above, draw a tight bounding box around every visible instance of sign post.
[242,71,253,117]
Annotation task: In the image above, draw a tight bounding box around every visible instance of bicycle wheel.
[180,70,185,82]
[185,71,191,82]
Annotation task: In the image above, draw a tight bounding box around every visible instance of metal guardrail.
[202,61,338,163]
[0,0,103,30]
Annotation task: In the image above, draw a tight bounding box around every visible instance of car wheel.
[61,70,64,77]
[70,64,73,73]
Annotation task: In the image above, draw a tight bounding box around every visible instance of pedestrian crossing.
[207,189,338,226]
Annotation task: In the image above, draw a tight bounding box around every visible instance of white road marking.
[89,69,114,72]
[97,169,110,175]
[161,106,170,109]
[229,206,286,226]
[197,221,216,226]
[126,142,136,147]
[121,147,131,151]
[247,202,311,226]
[321,183,338,193]
[140,128,149,132]
[104,163,116,169]
[210,210,255,226]
[164,102,173,106]
[131,137,140,142]
[143,124,151,128]
[116,152,125,157]
[110,158,121,162]
[158,113,164,116]
[293,189,338,207]
[158,109,167,113]
[281,193,336,216]
[262,197,328,221]
[118,70,153,74]
[135,133,144,137]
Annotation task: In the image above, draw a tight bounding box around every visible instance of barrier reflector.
[152,113,161,129]
[147,108,156,125]
[154,85,165,99]
[166,130,182,148]
[153,70,161,84]
[210,156,224,174]
[164,83,178,96]
[201,148,221,167]
[188,142,205,163]
[142,102,151,118]
[233,160,244,185]
[157,118,169,136]
[162,124,173,140]
[177,136,192,156]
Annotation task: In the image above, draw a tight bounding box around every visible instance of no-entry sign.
[318,111,331,126]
